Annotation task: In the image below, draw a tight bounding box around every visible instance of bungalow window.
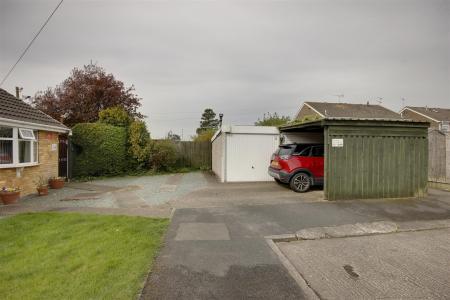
[0,126,38,167]
[0,127,13,164]
[19,128,36,140]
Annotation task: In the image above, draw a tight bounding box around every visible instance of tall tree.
[33,63,143,127]
[255,112,291,126]
[196,108,219,134]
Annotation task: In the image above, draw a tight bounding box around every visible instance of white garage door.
[226,133,279,182]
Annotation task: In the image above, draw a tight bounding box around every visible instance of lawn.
[0,213,169,300]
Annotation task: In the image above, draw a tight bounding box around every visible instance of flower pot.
[49,179,65,189]
[0,191,20,205]
[37,186,49,196]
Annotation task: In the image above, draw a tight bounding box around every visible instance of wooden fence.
[428,129,450,183]
[173,141,212,169]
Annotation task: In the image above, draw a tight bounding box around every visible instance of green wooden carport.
[280,118,429,200]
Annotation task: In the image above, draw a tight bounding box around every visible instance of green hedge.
[72,123,128,177]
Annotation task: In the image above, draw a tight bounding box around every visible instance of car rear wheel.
[290,172,311,193]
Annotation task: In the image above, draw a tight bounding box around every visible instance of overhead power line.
[0,0,64,87]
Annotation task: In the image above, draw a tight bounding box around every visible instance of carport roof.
[279,117,429,132]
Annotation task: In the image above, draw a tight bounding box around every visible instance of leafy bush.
[128,120,151,169]
[255,112,290,126]
[72,123,128,177]
[149,140,177,171]
[193,128,216,142]
[98,107,133,127]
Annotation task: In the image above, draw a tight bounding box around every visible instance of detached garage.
[211,125,279,182]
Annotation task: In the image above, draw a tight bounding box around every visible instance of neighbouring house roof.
[400,106,450,122]
[301,101,403,120]
[0,88,69,132]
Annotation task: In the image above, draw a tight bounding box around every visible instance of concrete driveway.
[0,171,323,217]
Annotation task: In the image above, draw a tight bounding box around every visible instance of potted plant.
[34,176,49,196]
[0,187,21,205]
[48,177,65,189]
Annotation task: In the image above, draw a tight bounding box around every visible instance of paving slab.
[158,184,177,193]
[112,190,148,208]
[296,221,398,240]
[65,182,121,192]
[175,222,230,241]
[60,192,102,201]
[278,228,450,299]
[398,218,450,231]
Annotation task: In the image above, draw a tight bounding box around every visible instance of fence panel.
[174,141,212,169]
[428,129,449,183]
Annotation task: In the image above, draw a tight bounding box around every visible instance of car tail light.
[270,160,281,169]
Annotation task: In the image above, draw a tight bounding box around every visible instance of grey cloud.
[1,0,449,138]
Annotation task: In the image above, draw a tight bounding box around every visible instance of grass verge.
[0,212,169,300]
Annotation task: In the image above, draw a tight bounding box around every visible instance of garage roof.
[211,125,279,142]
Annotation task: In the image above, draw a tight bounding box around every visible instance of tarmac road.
[141,185,450,299]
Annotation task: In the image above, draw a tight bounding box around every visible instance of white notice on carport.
[332,138,344,147]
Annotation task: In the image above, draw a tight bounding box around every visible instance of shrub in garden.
[98,107,133,127]
[72,123,128,177]
[193,128,216,142]
[128,120,151,169]
[149,140,177,171]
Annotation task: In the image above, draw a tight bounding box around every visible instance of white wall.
[225,133,279,182]
[447,133,450,181]
[211,132,225,182]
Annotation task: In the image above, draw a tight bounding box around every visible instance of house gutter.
[0,117,71,134]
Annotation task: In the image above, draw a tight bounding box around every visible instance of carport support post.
[324,126,329,200]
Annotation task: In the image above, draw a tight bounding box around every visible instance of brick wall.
[0,131,59,196]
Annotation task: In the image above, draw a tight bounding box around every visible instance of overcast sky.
[1,0,449,138]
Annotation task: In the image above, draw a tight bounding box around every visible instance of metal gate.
[58,135,68,178]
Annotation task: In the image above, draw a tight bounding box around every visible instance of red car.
[268,144,324,192]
